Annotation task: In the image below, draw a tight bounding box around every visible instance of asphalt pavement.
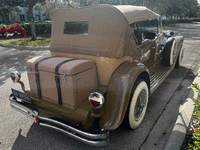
[0,22,200,150]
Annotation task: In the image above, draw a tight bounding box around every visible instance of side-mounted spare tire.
[123,78,149,129]
[162,38,177,66]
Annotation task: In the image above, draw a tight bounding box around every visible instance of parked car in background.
[9,4,184,146]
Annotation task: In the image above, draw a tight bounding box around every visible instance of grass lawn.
[0,37,50,46]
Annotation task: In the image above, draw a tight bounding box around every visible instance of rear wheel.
[124,78,149,129]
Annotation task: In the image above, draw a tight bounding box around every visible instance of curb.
[164,70,200,150]
[0,43,49,50]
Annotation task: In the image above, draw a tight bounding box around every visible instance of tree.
[0,7,12,24]
[72,0,96,6]
[3,0,46,40]
[96,0,199,19]
[0,0,15,24]
[182,0,199,18]
[42,0,75,21]
[23,0,46,40]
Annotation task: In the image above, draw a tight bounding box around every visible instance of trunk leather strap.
[55,58,78,105]
[35,56,59,98]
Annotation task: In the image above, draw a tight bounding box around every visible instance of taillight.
[90,100,100,107]
[89,92,105,109]
[35,116,39,125]
[10,71,21,83]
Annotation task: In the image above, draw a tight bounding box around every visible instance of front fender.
[99,61,149,130]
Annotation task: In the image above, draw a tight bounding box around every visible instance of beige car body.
[9,4,184,146]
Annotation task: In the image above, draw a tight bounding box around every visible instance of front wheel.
[175,47,184,68]
[124,78,149,129]
[163,38,177,66]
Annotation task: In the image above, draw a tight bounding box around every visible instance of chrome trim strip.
[9,96,109,146]
[38,116,109,140]
[40,123,109,146]
[9,97,37,121]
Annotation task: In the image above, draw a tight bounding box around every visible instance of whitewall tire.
[175,47,184,68]
[169,41,177,65]
[163,38,177,66]
[125,79,149,129]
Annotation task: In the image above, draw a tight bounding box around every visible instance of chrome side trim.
[9,96,109,146]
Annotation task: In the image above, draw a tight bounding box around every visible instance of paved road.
[0,22,200,150]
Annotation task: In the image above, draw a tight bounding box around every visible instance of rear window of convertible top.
[64,21,88,35]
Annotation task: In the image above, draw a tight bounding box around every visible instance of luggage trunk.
[25,55,98,110]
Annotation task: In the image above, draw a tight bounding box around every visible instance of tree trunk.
[27,5,37,41]
[30,21,36,41]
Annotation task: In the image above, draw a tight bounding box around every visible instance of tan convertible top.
[114,5,160,23]
[50,4,160,59]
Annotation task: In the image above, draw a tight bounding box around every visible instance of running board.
[150,67,171,94]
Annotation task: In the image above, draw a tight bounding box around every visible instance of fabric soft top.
[49,4,160,59]
[114,5,160,23]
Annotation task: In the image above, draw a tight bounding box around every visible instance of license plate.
[11,89,32,103]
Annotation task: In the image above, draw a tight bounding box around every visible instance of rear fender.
[99,61,149,130]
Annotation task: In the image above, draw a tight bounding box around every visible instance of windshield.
[130,19,159,33]
[130,18,160,44]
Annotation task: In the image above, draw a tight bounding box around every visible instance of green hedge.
[0,22,51,36]
[162,19,194,26]
[21,22,51,35]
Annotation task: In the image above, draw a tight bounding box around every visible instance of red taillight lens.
[90,100,100,107]
[35,116,39,125]
[10,71,21,83]
[88,92,105,109]
[11,75,15,82]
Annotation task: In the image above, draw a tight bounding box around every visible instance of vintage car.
[9,4,184,146]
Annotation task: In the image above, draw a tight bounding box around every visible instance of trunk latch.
[63,73,67,81]
[75,77,81,82]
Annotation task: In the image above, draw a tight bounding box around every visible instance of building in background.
[16,6,29,22]
[0,5,47,24]
[0,0,79,24]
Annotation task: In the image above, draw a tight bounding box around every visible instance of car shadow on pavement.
[11,122,144,150]
[0,47,49,86]
[139,67,197,150]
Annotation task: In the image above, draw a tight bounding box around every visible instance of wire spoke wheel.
[123,78,149,130]
[134,89,147,122]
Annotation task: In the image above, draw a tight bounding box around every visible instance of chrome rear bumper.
[9,95,109,146]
